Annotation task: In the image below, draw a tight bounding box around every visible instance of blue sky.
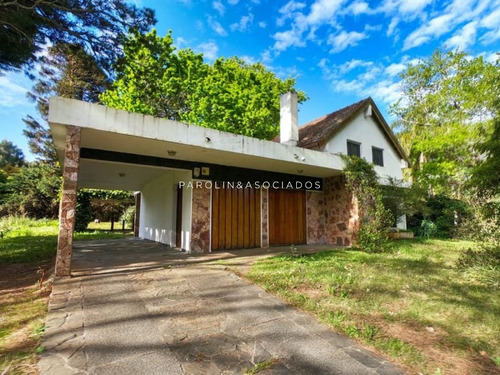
[1,0,499,161]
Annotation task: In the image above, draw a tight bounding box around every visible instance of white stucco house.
[48,93,409,276]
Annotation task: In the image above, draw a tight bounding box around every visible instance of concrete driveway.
[39,238,403,375]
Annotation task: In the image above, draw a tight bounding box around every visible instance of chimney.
[280,92,298,146]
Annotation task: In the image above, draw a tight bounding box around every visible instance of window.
[372,147,384,166]
[347,140,361,157]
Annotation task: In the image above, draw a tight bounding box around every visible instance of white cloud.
[258,21,266,28]
[227,0,239,4]
[445,20,478,50]
[386,17,399,36]
[273,0,348,53]
[277,1,306,26]
[403,0,496,50]
[403,13,454,49]
[197,42,218,61]
[208,17,228,36]
[338,59,373,73]
[260,50,273,63]
[0,76,29,108]
[212,1,225,15]
[273,29,306,51]
[328,30,368,53]
[241,55,257,64]
[305,0,345,26]
[230,13,254,32]
[345,1,373,15]
[384,62,406,76]
[378,0,432,17]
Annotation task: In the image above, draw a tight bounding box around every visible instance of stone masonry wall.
[323,175,359,246]
[306,175,359,247]
[55,126,81,277]
[306,191,325,244]
[190,182,211,253]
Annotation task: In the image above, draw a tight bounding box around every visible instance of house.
[48,93,408,276]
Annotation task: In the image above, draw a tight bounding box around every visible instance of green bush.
[75,191,92,232]
[341,155,393,252]
[419,220,437,239]
[457,245,500,270]
[120,205,135,224]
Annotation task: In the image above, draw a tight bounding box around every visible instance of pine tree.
[24,43,109,164]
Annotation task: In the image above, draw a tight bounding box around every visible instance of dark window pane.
[347,141,360,157]
[372,147,384,166]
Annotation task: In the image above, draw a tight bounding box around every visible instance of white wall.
[323,112,405,182]
[139,169,192,251]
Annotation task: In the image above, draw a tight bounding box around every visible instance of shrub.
[75,191,92,232]
[419,220,437,239]
[341,155,393,252]
[457,245,500,270]
[120,205,135,224]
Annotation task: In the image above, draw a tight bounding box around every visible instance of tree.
[101,30,308,140]
[391,50,500,197]
[101,30,207,121]
[0,139,25,169]
[24,42,109,164]
[0,0,156,74]
[469,112,500,196]
[0,162,61,219]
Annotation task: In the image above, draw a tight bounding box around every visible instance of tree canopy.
[24,42,109,164]
[0,140,25,169]
[101,30,308,140]
[391,50,500,197]
[0,0,155,74]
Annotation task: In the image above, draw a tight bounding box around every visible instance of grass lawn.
[0,217,131,374]
[247,239,500,375]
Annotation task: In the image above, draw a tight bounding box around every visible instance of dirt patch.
[0,261,54,375]
[366,314,500,375]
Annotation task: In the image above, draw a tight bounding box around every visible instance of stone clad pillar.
[55,126,82,277]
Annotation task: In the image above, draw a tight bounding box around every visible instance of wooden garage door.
[212,187,261,250]
[269,189,306,246]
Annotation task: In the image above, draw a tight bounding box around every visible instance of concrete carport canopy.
[48,97,343,276]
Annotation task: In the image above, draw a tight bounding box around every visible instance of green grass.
[0,217,131,265]
[244,358,280,374]
[247,239,500,374]
[0,216,132,374]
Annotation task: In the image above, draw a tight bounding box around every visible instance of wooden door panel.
[212,186,261,250]
[269,189,306,246]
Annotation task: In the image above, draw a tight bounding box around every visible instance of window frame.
[346,140,361,157]
[372,146,384,166]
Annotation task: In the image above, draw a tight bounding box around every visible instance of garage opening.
[211,186,261,250]
[269,189,306,246]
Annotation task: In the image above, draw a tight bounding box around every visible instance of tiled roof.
[295,98,371,149]
[273,97,409,163]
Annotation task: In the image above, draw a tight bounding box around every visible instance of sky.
[1,0,499,161]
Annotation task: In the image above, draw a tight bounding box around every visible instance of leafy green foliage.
[0,140,25,169]
[75,191,92,232]
[469,114,500,196]
[340,155,392,252]
[391,50,500,197]
[0,0,155,74]
[120,206,135,224]
[101,30,307,140]
[0,163,61,219]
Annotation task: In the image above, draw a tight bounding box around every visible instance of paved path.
[39,239,403,375]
